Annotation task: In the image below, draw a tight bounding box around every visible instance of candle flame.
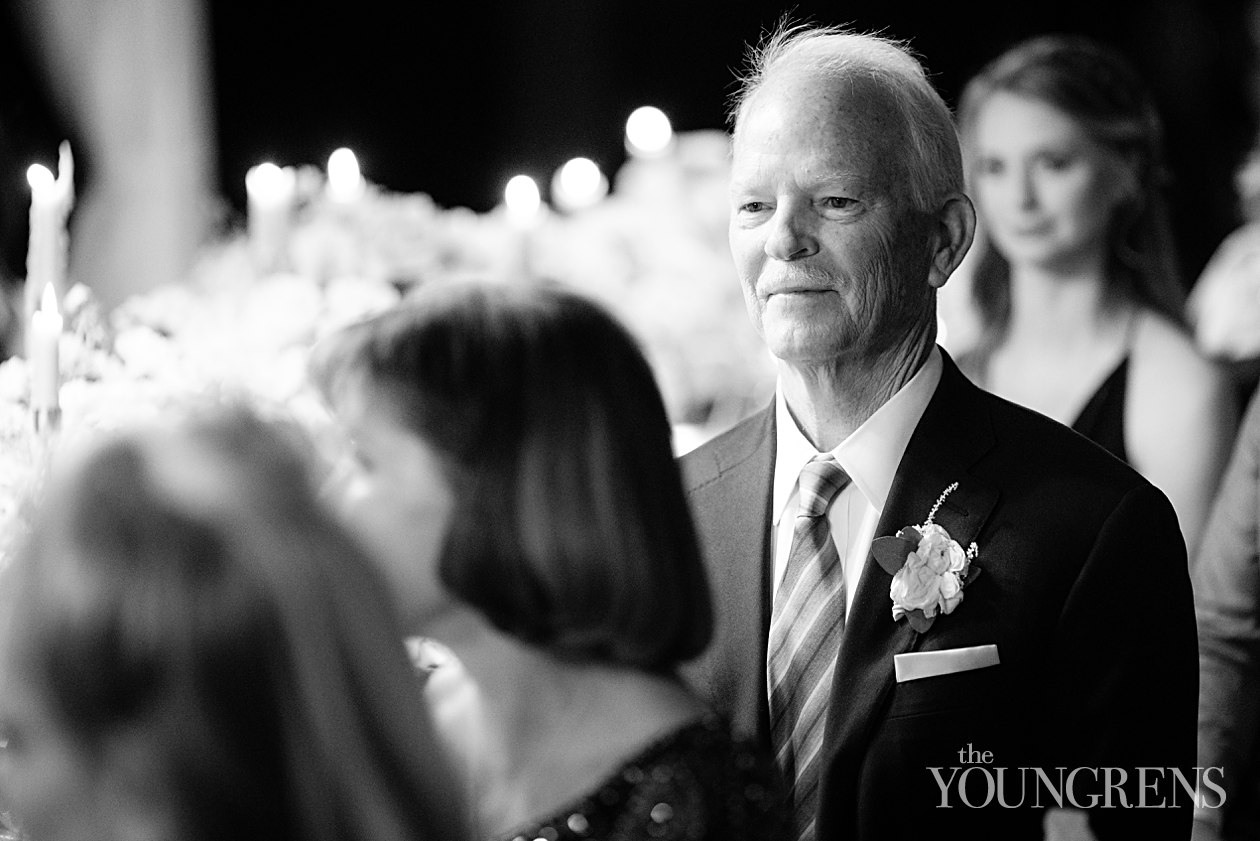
[245,162,296,205]
[26,144,75,200]
[40,282,59,316]
[552,157,608,212]
[27,164,55,193]
[625,106,673,157]
[327,148,365,202]
[504,175,541,225]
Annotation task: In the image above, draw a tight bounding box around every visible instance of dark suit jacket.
[680,350,1197,840]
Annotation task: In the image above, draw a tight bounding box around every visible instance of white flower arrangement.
[0,133,774,562]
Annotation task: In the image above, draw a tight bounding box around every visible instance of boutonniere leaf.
[872,527,923,575]
[871,482,981,633]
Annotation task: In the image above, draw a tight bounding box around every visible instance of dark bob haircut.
[311,280,713,672]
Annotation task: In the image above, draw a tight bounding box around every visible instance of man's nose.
[764,206,819,261]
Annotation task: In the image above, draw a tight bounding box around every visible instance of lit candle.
[504,174,542,227]
[245,161,296,274]
[29,283,62,412]
[26,164,55,308]
[551,157,608,213]
[25,142,74,321]
[503,175,542,279]
[624,106,674,158]
[327,147,365,203]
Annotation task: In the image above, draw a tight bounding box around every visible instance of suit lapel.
[824,352,1000,768]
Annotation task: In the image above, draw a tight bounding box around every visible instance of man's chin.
[763,332,848,367]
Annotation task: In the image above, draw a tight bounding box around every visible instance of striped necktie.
[768,454,851,841]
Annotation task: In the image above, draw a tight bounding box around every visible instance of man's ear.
[927,192,976,290]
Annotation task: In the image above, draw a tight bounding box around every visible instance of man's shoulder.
[981,384,1135,465]
[678,406,774,494]
[961,380,1158,517]
[933,362,1151,502]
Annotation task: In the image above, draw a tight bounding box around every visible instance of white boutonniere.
[871,482,981,633]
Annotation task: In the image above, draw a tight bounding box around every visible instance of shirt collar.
[772,346,943,524]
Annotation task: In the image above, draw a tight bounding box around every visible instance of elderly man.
[680,27,1196,841]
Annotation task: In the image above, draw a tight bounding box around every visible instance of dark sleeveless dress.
[1069,357,1129,464]
[959,350,1131,465]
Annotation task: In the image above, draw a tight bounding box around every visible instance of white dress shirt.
[771,347,943,615]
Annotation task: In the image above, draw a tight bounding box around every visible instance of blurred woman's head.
[0,407,464,841]
[957,35,1184,340]
[312,280,712,673]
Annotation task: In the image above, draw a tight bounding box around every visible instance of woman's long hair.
[957,35,1187,353]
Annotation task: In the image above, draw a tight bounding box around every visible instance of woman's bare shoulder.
[1128,310,1239,553]
[1127,309,1237,459]
[1131,311,1230,390]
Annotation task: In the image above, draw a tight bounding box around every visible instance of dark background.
[1,0,1255,286]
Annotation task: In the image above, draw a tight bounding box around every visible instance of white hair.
[730,24,963,212]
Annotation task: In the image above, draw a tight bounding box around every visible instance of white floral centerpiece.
[0,270,402,562]
[0,131,774,563]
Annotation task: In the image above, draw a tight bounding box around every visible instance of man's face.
[728,74,935,367]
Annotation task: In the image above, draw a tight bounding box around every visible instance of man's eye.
[821,196,857,210]
[738,201,768,213]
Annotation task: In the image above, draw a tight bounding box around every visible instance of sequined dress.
[498,716,787,841]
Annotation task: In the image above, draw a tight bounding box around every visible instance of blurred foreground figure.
[0,407,466,841]
[1193,390,1260,841]
[16,0,217,309]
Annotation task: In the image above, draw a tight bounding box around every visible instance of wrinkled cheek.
[740,287,765,333]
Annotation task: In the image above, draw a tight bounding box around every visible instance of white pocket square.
[894,644,1000,683]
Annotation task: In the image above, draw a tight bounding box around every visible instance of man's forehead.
[741,65,899,129]
[733,73,907,183]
